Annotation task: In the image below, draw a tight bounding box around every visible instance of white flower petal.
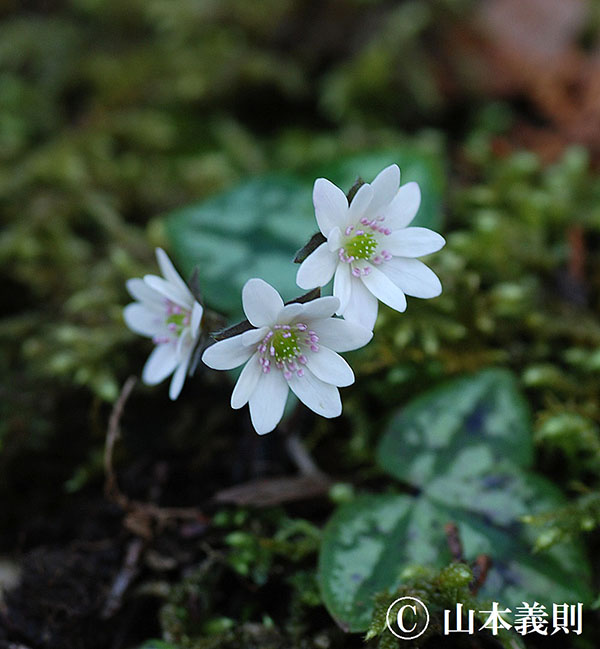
[342,277,378,330]
[313,178,348,236]
[175,329,188,361]
[347,183,373,223]
[124,303,162,336]
[309,318,373,352]
[155,248,192,298]
[382,181,421,229]
[126,278,164,307]
[169,346,193,400]
[381,257,442,298]
[368,164,400,214]
[191,301,203,335]
[231,353,262,409]
[288,369,341,418]
[333,262,352,314]
[241,326,269,346]
[142,343,179,385]
[305,346,354,387]
[277,303,304,323]
[299,296,340,321]
[361,264,407,313]
[327,226,343,252]
[202,334,254,370]
[242,278,284,327]
[296,243,337,290]
[144,274,193,309]
[249,369,289,434]
[385,227,445,258]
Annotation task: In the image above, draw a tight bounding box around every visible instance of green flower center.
[344,233,378,260]
[271,328,301,363]
[164,304,190,337]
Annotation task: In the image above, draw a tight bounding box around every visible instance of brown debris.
[448,0,600,162]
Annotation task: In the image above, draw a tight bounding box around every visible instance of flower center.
[153,300,191,344]
[344,233,378,260]
[257,323,319,379]
[271,328,301,363]
[338,222,393,273]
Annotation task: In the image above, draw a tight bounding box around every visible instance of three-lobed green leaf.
[319,369,592,632]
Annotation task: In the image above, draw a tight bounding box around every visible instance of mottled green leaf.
[320,486,591,632]
[165,175,314,316]
[377,368,533,485]
[319,369,592,631]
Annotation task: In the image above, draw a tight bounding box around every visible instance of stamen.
[256,322,319,380]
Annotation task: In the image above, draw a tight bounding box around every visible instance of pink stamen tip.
[373,256,381,264]
[296,323,307,331]
[282,332,291,338]
[352,268,361,277]
[356,229,364,236]
[310,344,319,352]
[298,354,307,364]
[263,367,270,373]
[296,369,304,377]
[345,225,354,235]
[270,346,275,356]
[363,267,371,275]
[384,228,391,235]
[377,215,385,221]
[284,370,292,380]
[360,217,369,225]
[168,323,177,331]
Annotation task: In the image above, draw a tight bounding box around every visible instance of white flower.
[124,248,203,400]
[201,278,372,435]
[296,164,446,330]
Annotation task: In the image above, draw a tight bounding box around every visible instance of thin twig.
[470,554,492,595]
[284,433,325,477]
[104,377,208,524]
[444,522,464,562]
[101,536,145,619]
[104,376,137,509]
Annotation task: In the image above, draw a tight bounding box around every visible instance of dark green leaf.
[377,368,533,485]
[319,369,592,631]
[166,175,314,317]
